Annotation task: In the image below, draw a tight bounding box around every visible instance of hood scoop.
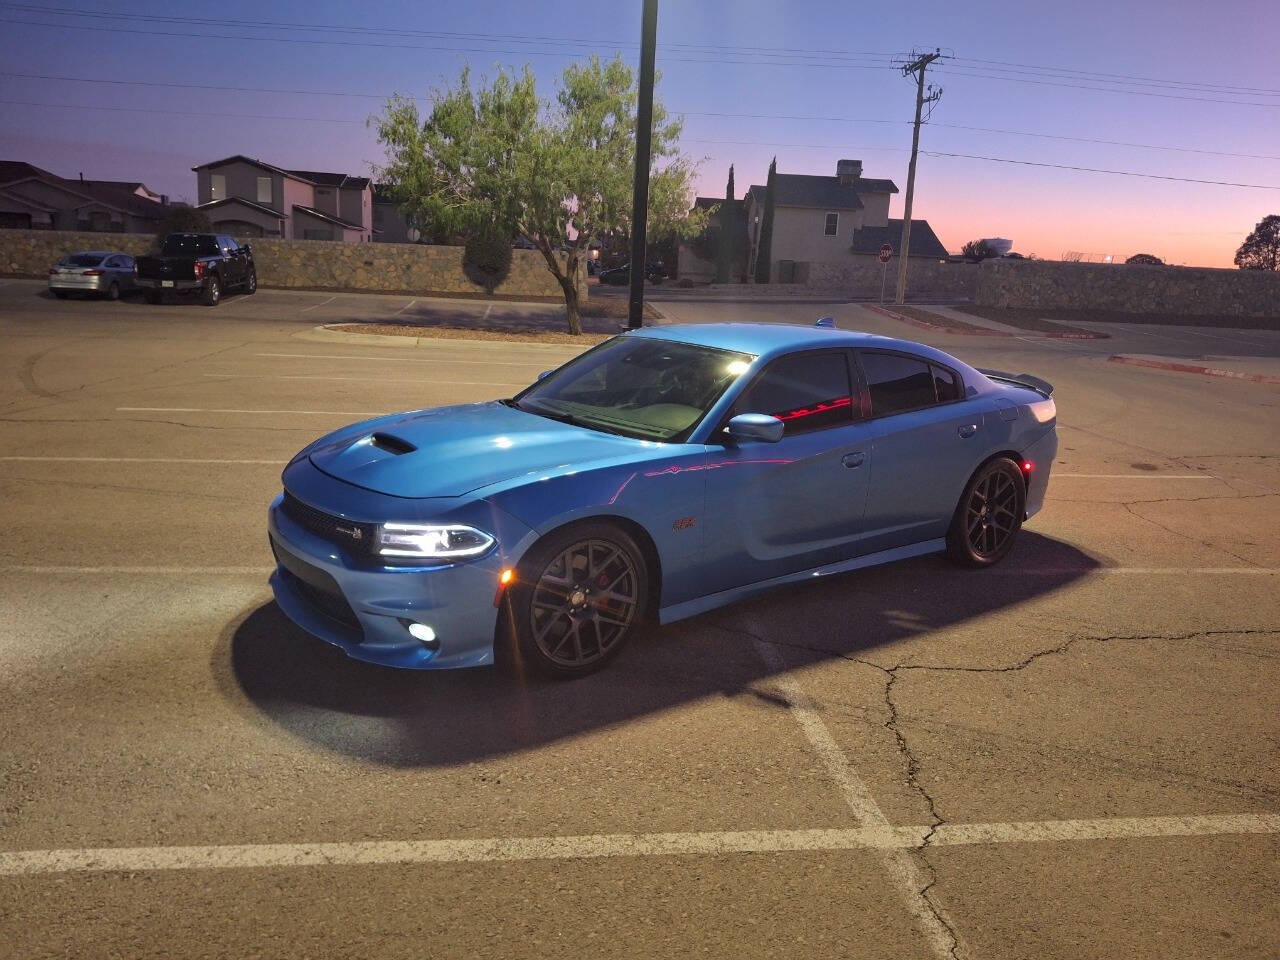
[369,432,416,455]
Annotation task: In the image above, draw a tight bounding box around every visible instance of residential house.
[677,195,747,282]
[192,156,373,241]
[372,182,417,243]
[743,159,947,282]
[0,161,168,233]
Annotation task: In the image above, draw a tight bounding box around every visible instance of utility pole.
[894,49,942,305]
[627,0,658,330]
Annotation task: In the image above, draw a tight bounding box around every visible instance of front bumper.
[267,492,526,670]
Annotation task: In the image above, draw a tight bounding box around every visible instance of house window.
[303,228,334,241]
[824,212,839,236]
[316,188,331,197]
[210,174,226,201]
[256,177,272,204]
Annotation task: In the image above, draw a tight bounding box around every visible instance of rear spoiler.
[978,368,1054,398]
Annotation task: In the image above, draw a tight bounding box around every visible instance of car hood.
[308,401,650,498]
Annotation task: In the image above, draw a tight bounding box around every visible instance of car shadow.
[220,532,1097,767]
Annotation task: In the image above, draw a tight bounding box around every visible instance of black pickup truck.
[135,233,257,306]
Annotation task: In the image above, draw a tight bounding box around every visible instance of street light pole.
[627,0,658,330]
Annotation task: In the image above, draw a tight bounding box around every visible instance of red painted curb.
[1108,354,1280,385]
[864,303,1011,337]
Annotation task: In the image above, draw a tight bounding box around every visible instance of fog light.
[406,622,436,644]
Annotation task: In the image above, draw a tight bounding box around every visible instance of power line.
[951,55,1280,96]
[933,66,1280,107]
[940,61,1280,99]
[5,73,1275,161]
[0,16,895,69]
[922,151,1280,190]
[0,99,367,123]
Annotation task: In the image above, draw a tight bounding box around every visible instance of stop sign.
[878,243,893,264]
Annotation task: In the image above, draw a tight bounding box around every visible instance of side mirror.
[536,369,554,381]
[242,243,252,254]
[723,413,784,443]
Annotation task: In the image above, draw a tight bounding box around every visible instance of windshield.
[514,336,753,442]
[160,235,220,257]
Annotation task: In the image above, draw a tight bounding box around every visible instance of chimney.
[79,172,84,181]
[836,159,862,185]
[160,194,169,206]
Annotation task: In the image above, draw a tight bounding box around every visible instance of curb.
[294,324,597,351]
[864,303,1012,337]
[1108,354,1280,385]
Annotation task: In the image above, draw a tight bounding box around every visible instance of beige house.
[193,156,373,242]
[744,159,947,282]
[0,161,167,233]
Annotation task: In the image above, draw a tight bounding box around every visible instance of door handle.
[957,423,978,439]
[842,451,865,468]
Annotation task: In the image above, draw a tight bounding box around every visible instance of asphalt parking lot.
[1,279,1277,959]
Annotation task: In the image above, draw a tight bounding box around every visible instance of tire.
[105,281,120,301]
[507,521,650,678]
[146,290,162,304]
[243,269,257,295]
[53,290,68,299]
[946,457,1026,567]
[202,277,220,307]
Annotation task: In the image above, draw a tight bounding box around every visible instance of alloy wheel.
[529,539,640,668]
[966,470,1019,558]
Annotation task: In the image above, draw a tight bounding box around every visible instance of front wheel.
[202,277,220,306]
[946,457,1025,567]
[244,269,257,294]
[508,522,649,678]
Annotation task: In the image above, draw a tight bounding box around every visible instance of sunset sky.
[1,0,1277,267]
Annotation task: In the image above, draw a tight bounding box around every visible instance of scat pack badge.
[672,516,696,531]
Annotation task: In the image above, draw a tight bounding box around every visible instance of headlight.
[376,523,495,559]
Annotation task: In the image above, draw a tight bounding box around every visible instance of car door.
[856,350,989,553]
[218,236,243,285]
[699,348,874,594]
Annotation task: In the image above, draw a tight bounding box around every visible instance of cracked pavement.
[1,285,1278,959]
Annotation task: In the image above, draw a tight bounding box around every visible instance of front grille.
[281,490,376,555]
[270,536,362,633]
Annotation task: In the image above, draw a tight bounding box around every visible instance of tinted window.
[61,253,105,267]
[861,352,937,415]
[932,364,961,402]
[160,235,220,257]
[736,351,853,434]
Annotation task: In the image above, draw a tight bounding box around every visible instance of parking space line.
[204,374,523,386]
[254,353,546,366]
[394,298,417,315]
[752,638,961,959]
[0,456,278,464]
[0,566,272,574]
[3,813,1273,877]
[117,406,381,415]
[1053,473,1215,479]
[299,296,337,314]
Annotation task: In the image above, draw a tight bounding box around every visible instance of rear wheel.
[509,522,649,678]
[53,290,69,299]
[946,457,1025,567]
[105,281,120,301]
[202,277,220,307]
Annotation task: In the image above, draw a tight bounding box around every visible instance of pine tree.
[715,164,734,283]
[754,157,777,284]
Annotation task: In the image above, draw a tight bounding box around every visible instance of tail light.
[193,261,205,280]
[82,269,103,276]
[48,268,57,275]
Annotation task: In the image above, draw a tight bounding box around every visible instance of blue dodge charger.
[267,322,1056,677]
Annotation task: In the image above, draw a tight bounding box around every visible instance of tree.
[1125,253,1163,265]
[754,157,776,284]
[1234,215,1280,271]
[154,205,211,243]
[372,57,704,334]
[960,239,994,262]
[715,165,734,284]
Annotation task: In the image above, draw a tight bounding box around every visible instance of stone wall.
[975,259,1279,318]
[0,229,586,301]
[809,256,979,299]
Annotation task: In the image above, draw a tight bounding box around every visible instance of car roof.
[629,322,939,361]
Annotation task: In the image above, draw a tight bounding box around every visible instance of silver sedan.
[48,251,137,300]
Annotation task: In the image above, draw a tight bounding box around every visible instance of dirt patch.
[967,305,1280,332]
[328,323,614,345]
[884,305,1004,335]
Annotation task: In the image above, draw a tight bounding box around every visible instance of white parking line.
[394,298,417,315]
[753,637,960,959]
[298,296,337,314]
[254,352,547,366]
[0,456,278,464]
[0,566,272,574]
[117,406,380,415]
[204,374,523,386]
[1053,474,1216,479]
[3,813,1273,877]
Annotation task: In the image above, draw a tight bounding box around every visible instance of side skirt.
[657,538,947,625]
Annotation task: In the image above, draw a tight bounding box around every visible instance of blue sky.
[1,0,1277,265]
